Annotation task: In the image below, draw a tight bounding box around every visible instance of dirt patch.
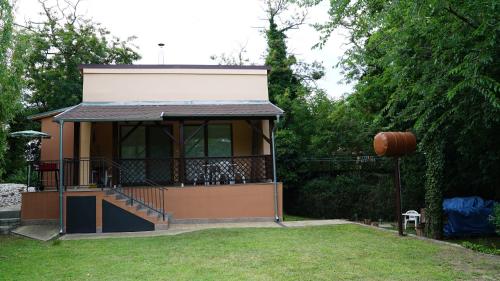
[437,245,500,281]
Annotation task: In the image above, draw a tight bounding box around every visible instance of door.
[184,124,232,183]
[120,125,173,185]
[147,126,173,183]
[66,196,96,233]
[120,126,146,185]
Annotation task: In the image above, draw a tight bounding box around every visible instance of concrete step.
[0,225,15,234]
[0,210,20,219]
[0,218,21,226]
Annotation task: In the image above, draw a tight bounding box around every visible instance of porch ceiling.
[53,101,283,122]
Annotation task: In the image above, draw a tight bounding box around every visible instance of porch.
[34,118,275,190]
[24,101,283,232]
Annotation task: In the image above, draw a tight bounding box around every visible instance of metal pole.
[27,163,31,190]
[59,121,65,234]
[394,157,403,236]
[272,116,280,222]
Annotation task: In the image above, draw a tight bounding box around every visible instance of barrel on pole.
[373,132,416,157]
[373,131,416,236]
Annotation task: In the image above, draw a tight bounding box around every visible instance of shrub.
[295,174,395,220]
[494,203,500,230]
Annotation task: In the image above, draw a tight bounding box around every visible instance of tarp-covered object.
[443,196,496,237]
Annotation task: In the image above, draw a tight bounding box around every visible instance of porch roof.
[53,101,284,122]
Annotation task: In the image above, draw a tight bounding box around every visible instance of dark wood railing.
[116,155,273,186]
[31,155,273,190]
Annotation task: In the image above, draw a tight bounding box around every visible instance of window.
[184,124,232,157]
[208,125,232,157]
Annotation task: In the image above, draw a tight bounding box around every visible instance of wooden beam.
[179,120,185,185]
[184,121,208,144]
[245,120,271,144]
[112,122,118,186]
[119,122,142,143]
[161,125,179,145]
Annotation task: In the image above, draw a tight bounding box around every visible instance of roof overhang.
[53,101,284,122]
[27,106,74,121]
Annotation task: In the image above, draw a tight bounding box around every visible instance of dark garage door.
[66,196,96,233]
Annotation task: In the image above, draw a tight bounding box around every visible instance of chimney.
[158,43,165,64]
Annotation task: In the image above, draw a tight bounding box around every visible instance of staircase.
[0,207,21,234]
[104,189,169,230]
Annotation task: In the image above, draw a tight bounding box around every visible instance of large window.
[184,124,232,157]
[119,124,173,184]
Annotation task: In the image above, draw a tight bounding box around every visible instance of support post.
[58,120,65,234]
[179,120,185,187]
[271,116,279,222]
[394,157,403,236]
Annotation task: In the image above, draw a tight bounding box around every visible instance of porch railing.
[29,158,108,191]
[116,155,273,186]
[31,155,273,190]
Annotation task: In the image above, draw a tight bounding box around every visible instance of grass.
[1,224,499,281]
[448,236,500,255]
[282,213,313,221]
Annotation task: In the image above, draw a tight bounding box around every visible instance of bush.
[494,203,500,229]
[295,174,395,220]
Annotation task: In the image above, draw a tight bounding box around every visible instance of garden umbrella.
[9,130,51,139]
[9,130,51,189]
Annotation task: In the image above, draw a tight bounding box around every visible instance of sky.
[14,0,353,98]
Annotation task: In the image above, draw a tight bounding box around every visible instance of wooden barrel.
[373,132,416,157]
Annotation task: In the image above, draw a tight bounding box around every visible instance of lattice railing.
[117,155,273,186]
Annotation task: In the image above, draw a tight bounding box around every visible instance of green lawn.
[1,224,499,281]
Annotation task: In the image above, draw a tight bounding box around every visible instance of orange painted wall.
[21,183,283,225]
[164,182,282,220]
[20,191,59,220]
[40,117,74,161]
[21,190,105,229]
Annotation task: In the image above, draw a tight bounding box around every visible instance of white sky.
[14,0,353,98]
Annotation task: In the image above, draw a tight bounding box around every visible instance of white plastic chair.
[402,210,420,229]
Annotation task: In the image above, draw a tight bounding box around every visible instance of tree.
[306,0,500,238]
[21,0,141,111]
[0,0,25,178]
[2,0,141,181]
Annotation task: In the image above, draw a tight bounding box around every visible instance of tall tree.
[307,0,500,238]
[0,0,25,178]
[22,0,141,111]
[2,0,141,181]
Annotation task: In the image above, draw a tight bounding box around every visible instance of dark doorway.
[66,196,96,233]
[102,200,154,232]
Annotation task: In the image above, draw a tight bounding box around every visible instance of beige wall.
[79,122,91,185]
[232,120,252,156]
[261,120,271,155]
[40,117,74,161]
[82,68,269,102]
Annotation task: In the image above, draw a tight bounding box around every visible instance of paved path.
[60,219,351,240]
[11,225,59,241]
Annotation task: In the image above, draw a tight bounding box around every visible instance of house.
[21,65,283,234]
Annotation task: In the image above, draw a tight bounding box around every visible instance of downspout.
[272,115,280,222]
[58,120,64,234]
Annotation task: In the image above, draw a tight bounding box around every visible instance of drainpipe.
[58,120,64,234]
[272,115,280,222]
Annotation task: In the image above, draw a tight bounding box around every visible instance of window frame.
[184,123,233,158]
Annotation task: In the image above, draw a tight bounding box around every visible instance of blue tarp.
[443,196,496,237]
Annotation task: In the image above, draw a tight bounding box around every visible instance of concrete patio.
[60,219,352,240]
